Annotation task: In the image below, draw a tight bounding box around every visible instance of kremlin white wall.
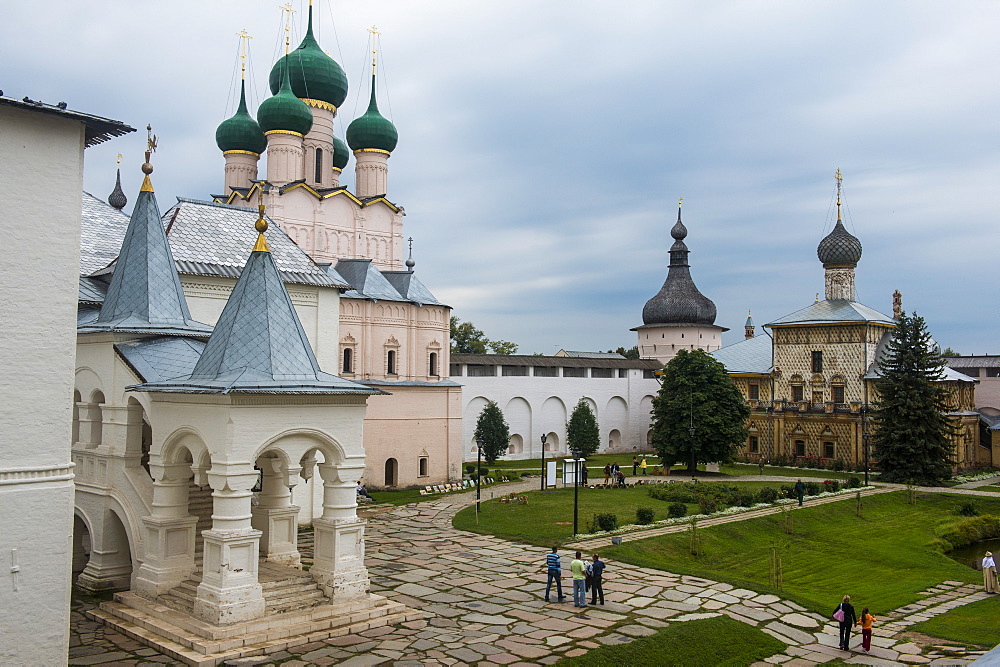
[0,103,85,665]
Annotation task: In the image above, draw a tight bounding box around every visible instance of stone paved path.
[69,479,999,665]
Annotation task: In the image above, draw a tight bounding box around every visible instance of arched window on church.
[314,147,323,184]
[343,347,353,374]
[387,350,397,375]
[429,352,438,377]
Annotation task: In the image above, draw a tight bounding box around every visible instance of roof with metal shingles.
[710,334,773,375]
[381,270,445,307]
[766,299,895,327]
[334,259,406,302]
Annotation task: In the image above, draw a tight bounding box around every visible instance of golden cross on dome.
[368,25,381,74]
[116,153,122,165]
[835,168,843,220]
[236,29,252,76]
[280,3,296,53]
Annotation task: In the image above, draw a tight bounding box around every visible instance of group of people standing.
[544,548,606,607]
[602,462,627,487]
[833,595,877,653]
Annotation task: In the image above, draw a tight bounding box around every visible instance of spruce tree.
[566,399,600,457]
[871,311,955,485]
[474,400,510,463]
[651,349,750,472]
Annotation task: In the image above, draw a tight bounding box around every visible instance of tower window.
[429,352,438,377]
[387,350,397,375]
[811,351,823,373]
[418,457,428,477]
[314,147,323,183]
[343,347,353,374]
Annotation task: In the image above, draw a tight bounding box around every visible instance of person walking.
[543,546,565,602]
[570,552,587,607]
[589,554,606,605]
[856,607,876,653]
[984,551,998,593]
[640,456,648,475]
[603,463,611,486]
[632,456,639,475]
[833,594,857,651]
[759,457,765,476]
[611,461,620,477]
[794,478,805,506]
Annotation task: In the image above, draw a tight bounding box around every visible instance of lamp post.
[540,433,547,491]
[862,420,871,487]
[572,447,581,536]
[689,389,697,474]
[476,437,483,517]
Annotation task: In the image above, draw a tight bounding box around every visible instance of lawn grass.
[909,593,1000,648]
[558,615,786,666]
[370,478,519,506]
[603,491,998,616]
[452,481,802,545]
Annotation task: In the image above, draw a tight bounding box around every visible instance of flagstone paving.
[69,480,999,665]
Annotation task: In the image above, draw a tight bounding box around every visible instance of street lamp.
[572,447,581,536]
[863,424,871,487]
[540,433,547,491]
[689,389,697,474]
[476,436,484,517]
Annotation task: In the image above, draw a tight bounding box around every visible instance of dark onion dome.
[817,219,862,266]
[641,207,718,326]
[347,75,398,153]
[268,4,348,110]
[216,80,267,154]
[332,135,349,170]
[258,56,314,136]
[108,168,127,210]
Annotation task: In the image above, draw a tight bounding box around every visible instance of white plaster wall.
[458,370,659,461]
[637,324,724,364]
[0,104,87,665]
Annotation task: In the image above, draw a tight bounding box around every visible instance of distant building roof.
[946,356,1000,369]
[710,334,773,375]
[0,95,134,147]
[556,350,626,359]
[451,354,661,370]
[766,299,895,327]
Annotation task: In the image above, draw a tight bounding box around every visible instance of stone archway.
[384,458,399,487]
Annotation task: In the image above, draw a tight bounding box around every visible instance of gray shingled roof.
[946,356,1000,369]
[116,337,205,383]
[133,241,380,395]
[0,96,135,147]
[381,270,446,307]
[80,194,348,289]
[80,184,213,337]
[766,299,895,327]
[335,259,407,302]
[862,331,976,383]
[79,276,107,305]
[557,350,626,359]
[710,334,773,375]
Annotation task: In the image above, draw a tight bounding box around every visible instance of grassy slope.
[909,594,1000,647]
[558,615,786,666]
[604,492,996,615]
[452,481,789,546]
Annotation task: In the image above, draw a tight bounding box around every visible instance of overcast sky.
[6,1,998,355]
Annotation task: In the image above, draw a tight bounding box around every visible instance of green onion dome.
[347,76,398,153]
[268,5,348,110]
[216,80,267,154]
[258,58,314,136]
[332,135,349,170]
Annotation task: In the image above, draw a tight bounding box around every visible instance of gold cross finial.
[835,168,843,220]
[116,153,122,166]
[253,188,270,252]
[146,124,157,155]
[280,3,295,53]
[368,25,381,74]
[236,29,252,77]
[678,196,684,207]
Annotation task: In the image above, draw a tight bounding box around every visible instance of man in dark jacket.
[794,478,805,506]
[834,594,857,650]
[589,554,606,605]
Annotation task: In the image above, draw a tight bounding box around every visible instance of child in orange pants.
[857,607,876,652]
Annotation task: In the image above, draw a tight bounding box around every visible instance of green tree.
[566,398,601,457]
[608,346,640,359]
[450,316,518,355]
[871,312,956,485]
[941,347,960,358]
[474,400,510,463]
[651,349,750,472]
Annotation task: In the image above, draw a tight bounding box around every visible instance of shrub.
[465,463,476,475]
[780,484,796,499]
[846,475,862,489]
[698,497,718,515]
[520,471,533,478]
[636,507,655,525]
[758,486,779,503]
[479,466,490,478]
[734,491,757,507]
[823,479,841,493]
[956,501,980,517]
[804,481,821,496]
[668,502,687,518]
[935,515,1000,552]
[594,513,619,532]
[833,458,845,472]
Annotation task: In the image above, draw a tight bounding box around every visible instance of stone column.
[353,150,388,198]
[224,151,260,195]
[133,461,197,597]
[75,508,134,594]
[310,462,369,601]
[194,464,265,624]
[251,457,301,566]
[265,132,304,185]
